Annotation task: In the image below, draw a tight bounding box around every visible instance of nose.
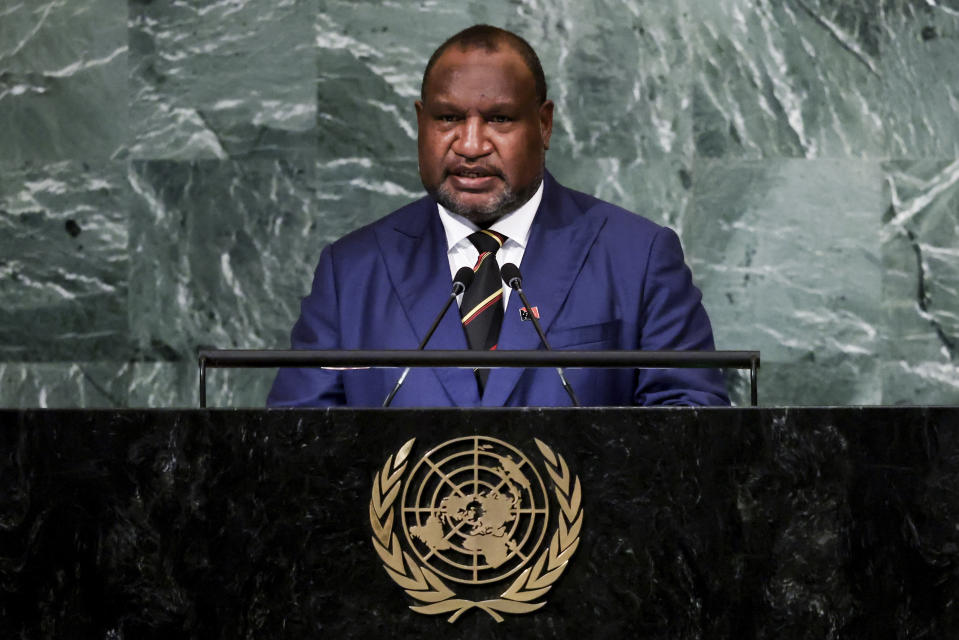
[451,116,491,160]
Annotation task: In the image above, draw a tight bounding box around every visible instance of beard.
[428,170,544,227]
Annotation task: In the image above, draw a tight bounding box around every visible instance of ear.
[415,99,424,123]
[539,100,554,150]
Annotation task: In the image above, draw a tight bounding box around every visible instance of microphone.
[383,266,475,407]
[501,263,580,407]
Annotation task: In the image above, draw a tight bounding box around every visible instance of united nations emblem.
[369,436,583,622]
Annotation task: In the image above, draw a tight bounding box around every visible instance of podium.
[2,407,959,637]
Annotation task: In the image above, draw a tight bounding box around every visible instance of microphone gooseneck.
[382,267,475,407]
[501,263,580,407]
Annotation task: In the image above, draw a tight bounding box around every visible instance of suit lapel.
[374,199,480,407]
[482,173,606,407]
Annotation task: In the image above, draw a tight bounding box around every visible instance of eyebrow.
[482,101,520,111]
[426,98,521,111]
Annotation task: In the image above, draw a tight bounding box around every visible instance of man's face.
[416,45,553,226]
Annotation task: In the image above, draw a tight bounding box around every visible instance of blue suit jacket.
[268,172,729,407]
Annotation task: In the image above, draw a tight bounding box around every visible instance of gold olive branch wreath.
[369,437,583,623]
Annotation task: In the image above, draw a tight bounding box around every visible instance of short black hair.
[420,24,548,105]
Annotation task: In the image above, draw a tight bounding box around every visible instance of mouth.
[446,167,501,191]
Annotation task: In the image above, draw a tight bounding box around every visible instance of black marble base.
[2,408,959,638]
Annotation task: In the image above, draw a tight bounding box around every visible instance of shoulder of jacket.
[327,195,434,252]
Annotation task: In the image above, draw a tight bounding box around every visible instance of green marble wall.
[1,0,957,407]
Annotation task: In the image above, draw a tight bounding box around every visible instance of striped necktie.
[459,229,507,391]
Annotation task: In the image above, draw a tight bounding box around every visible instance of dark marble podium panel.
[2,408,958,638]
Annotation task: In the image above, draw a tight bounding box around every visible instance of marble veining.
[0,0,128,162]
[881,159,959,404]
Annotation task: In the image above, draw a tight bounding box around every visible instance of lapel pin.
[519,306,540,322]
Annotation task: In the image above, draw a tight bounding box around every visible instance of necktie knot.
[468,229,507,255]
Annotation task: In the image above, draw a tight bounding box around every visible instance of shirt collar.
[437,180,544,251]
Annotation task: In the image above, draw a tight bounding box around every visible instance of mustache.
[444,164,504,179]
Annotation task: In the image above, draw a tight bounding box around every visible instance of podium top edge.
[196,349,760,369]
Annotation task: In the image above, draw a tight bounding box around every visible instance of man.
[268,25,728,407]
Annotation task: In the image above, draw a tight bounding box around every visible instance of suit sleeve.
[634,227,730,406]
[267,245,347,407]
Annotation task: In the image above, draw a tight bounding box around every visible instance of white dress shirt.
[437,181,544,310]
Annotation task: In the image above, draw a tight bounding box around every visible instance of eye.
[437,114,461,123]
[489,115,512,124]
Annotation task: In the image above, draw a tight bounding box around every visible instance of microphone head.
[501,263,522,289]
[452,266,475,295]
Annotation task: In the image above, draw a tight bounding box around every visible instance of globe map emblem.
[401,436,550,585]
